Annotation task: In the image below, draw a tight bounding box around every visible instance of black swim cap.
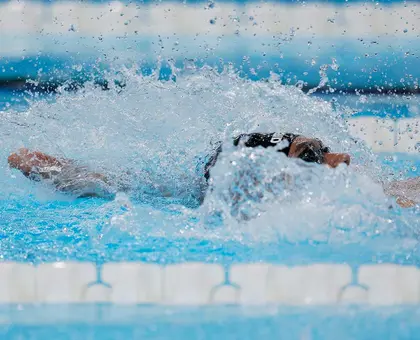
[233,132,299,156]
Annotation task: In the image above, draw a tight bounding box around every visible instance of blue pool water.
[0,72,419,338]
[2,306,420,340]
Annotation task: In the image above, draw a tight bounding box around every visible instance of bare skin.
[7,137,418,208]
[288,136,351,168]
[383,177,419,208]
[396,198,416,208]
[7,148,63,179]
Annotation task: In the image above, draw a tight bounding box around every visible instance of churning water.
[0,67,418,264]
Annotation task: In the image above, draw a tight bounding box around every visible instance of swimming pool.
[1,0,419,337]
[0,68,419,339]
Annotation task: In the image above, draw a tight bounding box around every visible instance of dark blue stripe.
[1,51,419,92]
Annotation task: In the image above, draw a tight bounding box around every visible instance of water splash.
[0,67,418,262]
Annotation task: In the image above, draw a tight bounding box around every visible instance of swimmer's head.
[232,133,350,168]
[289,137,350,168]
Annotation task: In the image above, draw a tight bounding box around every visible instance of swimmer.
[203,133,351,179]
[7,133,419,207]
[203,133,418,208]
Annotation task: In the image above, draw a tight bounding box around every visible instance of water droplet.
[230,16,240,23]
[73,64,83,72]
[359,95,367,103]
[331,58,340,71]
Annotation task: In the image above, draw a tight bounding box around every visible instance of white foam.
[1,72,417,251]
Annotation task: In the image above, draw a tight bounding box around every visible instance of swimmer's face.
[289,137,350,168]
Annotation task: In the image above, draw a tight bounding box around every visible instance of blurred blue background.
[0,0,418,92]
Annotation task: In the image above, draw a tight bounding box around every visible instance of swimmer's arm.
[8,148,111,198]
[8,148,108,182]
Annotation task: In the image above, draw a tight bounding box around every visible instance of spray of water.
[0,66,418,256]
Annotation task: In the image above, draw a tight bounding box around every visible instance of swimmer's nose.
[324,153,350,168]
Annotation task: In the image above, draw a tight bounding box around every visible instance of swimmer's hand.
[8,148,111,198]
[8,148,63,179]
[384,177,419,209]
[396,197,417,208]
